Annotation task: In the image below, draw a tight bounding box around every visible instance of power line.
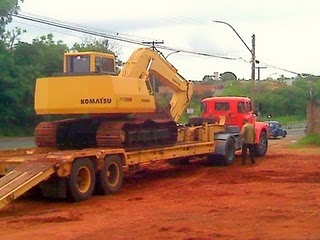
[11,12,240,61]
[13,13,143,45]
[10,12,306,76]
[259,61,299,75]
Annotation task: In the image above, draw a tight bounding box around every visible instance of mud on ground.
[0,135,319,240]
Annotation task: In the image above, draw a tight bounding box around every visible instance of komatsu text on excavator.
[34,48,193,150]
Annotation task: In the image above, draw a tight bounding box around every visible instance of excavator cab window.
[66,55,90,73]
[64,52,116,74]
[95,56,116,74]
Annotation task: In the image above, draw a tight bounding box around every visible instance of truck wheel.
[222,137,235,165]
[256,131,268,157]
[68,158,96,202]
[96,155,123,195]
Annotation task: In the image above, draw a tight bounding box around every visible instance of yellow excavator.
[34,48,193,150]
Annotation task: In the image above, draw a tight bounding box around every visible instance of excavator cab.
[63,52,116,74]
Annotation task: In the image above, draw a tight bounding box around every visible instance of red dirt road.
[0,136,319,240]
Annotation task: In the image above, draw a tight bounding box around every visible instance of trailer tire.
[68,158,95,202]
[208,137,235,166]
[222,137,235,166]
[96,155,123,195]
[256,131,268,157]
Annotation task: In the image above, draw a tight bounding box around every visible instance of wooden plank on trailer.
[0,171,39,196]
[0,171,25,188]
[0,164,56,210]
[0,158,59,210]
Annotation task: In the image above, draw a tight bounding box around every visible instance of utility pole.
[212,20,258,112]
[142,40,164,50]
[251,34,256,112]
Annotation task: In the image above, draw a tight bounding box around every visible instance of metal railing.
[282,122,307,130]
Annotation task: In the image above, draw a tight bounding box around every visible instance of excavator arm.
[119,48,193,122]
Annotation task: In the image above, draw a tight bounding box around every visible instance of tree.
[2,26,26,49]
[0,34,69,136]
[71,37,115,54]
[0,40,23,134]
[0,0,24,37]
[219,80,251,96]
[220,71,237,81]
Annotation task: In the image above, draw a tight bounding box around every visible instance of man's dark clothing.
[241,143,255,164]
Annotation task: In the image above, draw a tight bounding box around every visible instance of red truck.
[199,96,269,157]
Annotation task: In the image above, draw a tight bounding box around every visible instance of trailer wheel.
[68,158,96,202]
[256,131,268,157]
[96,155,123,195]
[208,138,235,166]
[222,137,235,165]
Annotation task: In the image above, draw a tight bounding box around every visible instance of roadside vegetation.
[297,134,320,146]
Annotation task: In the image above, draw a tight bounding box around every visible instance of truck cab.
[201,96,256,128]
[200,96,268,157]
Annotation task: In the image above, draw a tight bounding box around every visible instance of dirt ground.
[0,135,319,240]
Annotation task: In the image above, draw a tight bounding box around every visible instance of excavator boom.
[119,48,193,122]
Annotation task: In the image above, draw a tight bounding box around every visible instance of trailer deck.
[0,141,218,210]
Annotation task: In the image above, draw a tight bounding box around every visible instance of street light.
[267,72,279,80]
[212,20,257,110]
[165,50,180,59]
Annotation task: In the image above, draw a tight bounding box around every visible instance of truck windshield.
[237,102,246,113]
[201,102,207,113]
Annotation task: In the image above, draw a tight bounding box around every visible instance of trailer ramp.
[0,160,58,210]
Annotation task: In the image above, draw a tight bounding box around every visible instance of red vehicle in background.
[200,96,269,157]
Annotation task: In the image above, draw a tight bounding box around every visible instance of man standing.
[240,118,256,165]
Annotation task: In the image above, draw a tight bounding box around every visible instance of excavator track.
[35,117,178,150]
[35,121,59,148]
[35,118,101,150]
[96,121,125,147]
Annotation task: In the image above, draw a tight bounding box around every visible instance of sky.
[9,0,320,81]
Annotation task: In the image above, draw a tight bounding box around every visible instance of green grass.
[261,115,306,124]
[297,134,320,146]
